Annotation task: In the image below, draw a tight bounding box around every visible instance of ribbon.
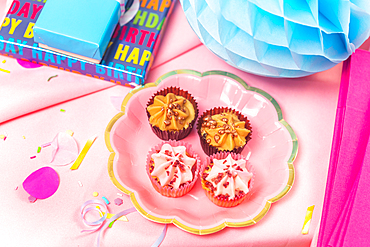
[151,224,168,247]
[70,135,97,170]
[81,199,136,247]
[117,0,140,26]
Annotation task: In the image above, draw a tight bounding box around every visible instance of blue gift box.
[33,0,120,63]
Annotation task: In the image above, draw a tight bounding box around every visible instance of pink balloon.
[22,167,60,199]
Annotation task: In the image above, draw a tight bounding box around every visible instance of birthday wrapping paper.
[0,0,175,87]
[179,0,370,78]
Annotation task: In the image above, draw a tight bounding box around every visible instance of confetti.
[102,196,110,205]
[41,142,51,148]
[0,135,6,140]
[37,147,41,153]
[47,75,58,81]
[0,68,10,73]
[302,205,315,234]
[93,192,99,197]
[117,193,123,197]
[28,195,37,203]
[70,135,97,170]
[23,136,26,139]
[30,156,36,159]
[66,129,74,136]
[78,181,83,187]
[60,109,66,112]
[14,186,18,190]
[2,60,5,63]
[50,132,78,166]
[114,198,123,206]
[23,167,60,199]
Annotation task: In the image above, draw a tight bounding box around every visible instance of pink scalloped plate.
[105,70,298,235]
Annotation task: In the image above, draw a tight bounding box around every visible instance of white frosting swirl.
[151,144,196,189]
[205,154,253,199]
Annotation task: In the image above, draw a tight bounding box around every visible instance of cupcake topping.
[147,93,195,131]
[204,154,252,199]
[200,112,250,150]
[150,143,196,189]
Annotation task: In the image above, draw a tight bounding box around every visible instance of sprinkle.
[2,60,5,63]
[14,186,18,190]
[301,205,315,234]
[23,136,26,139]
[93,192,99,197]
[0,135,5,140]
[78,181,83,187]
[70,135,97,170]
[47,75,58,81]
[66,129,74,136]
[102,196,110,205]
[41,142,51,148]
[0,68,10,73]
[30,156,36,159]
[114,198,123,206]
[37,147,41,153]
[60,109,66,112]
[28,195,37,203]
[117,193,123,197]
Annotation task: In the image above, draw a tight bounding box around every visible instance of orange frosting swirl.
[200,112,250,151]
[147,93,195,131]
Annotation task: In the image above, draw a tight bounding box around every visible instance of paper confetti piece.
[78,181,83,187]
[0,134,7,140]
[66,130,74,136]
[14,186,18,190]
[23,167,60,199]
[30,156,36,159]
[93,192,99,197]
[60,109,66,112]
[47,75,58,81]
[37,147,41,153]
[2,60,5,63]
[50,132,78,166]
[70,135,97,170]
[23,136,26,139]
[0,68,10,73]
[114,198,123,206]
[41,142,51,148]
[102,196,110,205]
[28,195,37,203]
[117,193,123,197]
[302,205,315,234]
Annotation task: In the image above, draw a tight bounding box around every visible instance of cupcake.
[201,152,254,207]
[146,140,202,197]
[197,107,252,156]
[146,87,198,140]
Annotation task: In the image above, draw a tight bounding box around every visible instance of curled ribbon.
[117,0,140,26]
[81,199,136,247]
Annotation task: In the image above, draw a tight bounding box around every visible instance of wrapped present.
[33,0,120,63]
[0,0,175,87]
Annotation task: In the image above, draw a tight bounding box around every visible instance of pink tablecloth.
[1,1,368,246]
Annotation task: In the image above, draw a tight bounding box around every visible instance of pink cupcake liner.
[202,152,255,207]
[146,140,203,198]
[146,87,199,141]
[197,107,252,156]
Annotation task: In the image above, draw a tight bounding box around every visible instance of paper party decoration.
[179,0,370,78]
[23,167,60,199]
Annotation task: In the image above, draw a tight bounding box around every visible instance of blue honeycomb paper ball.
[179,0,370,78]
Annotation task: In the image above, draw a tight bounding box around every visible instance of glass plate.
[105,70,298,235]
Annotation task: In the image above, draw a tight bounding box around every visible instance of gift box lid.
[33,0,120,63]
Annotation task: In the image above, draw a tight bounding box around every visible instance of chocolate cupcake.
[201,152,254,207]
[146,140,202,197]
[197,107,252,156]
[146,87,198,140]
